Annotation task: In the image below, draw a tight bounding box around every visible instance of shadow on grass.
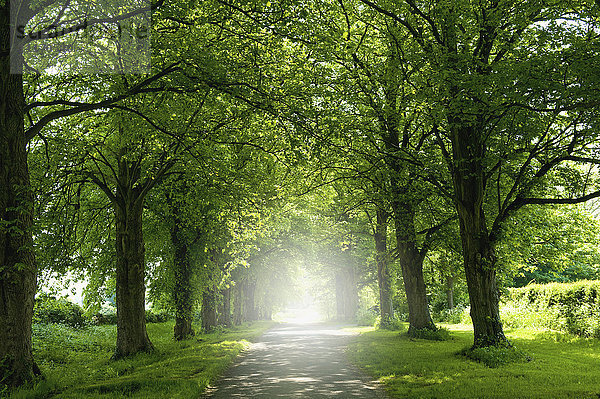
[348,325,600,398]
[6,321,274,399]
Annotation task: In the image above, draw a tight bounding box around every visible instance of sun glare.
[274,306,324,324]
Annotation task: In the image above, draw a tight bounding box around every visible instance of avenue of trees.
[1,0,600,389]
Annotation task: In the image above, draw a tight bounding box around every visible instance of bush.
[34,293,87,328]
[504,280,600,338]
[433,305,470,324]
[408,326,451,341]
[375,315,405,331]
[92,305,117,325]
[355,307,378,326]
[90,307,173,325]
[500,301,564,331]
[145,309,172,323]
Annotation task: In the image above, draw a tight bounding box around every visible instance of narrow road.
[204,323,386,398]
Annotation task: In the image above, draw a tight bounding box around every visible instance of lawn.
[347,324,600,398]
[6,321,274,399]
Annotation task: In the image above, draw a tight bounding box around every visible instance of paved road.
[204,323,386,398]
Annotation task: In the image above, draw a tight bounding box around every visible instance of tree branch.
[22,0,164,44]
[24,62,180,142]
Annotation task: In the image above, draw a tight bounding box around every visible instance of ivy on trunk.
[0,6,39,386]
[374,208,393,327]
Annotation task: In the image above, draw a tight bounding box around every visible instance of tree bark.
[169,202,194,340]
[374,209,393,327]
[433,7,508,348]
[335,271,345,320]
[335,266,358,321]
[233,282,243,325]
[262,307,272,321]
[445,276,455,310]
[113,151,153,358]
[219,287,232,327]
[114,196,153,358]
[450,121,508,348]
[201,285,218,332]
[381,30,435,334]
[344,265,358,320]
[392,199,436,334]
[242,279,257,322]
[0,6,40,386]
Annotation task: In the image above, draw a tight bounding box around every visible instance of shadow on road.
[203,323,386,398]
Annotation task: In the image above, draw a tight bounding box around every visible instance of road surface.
[204,323,386,398]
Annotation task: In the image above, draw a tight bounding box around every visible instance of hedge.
[506,280,600,338]
[509,280,600,309]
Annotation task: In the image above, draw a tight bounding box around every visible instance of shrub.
[92,305,117,325]
[355,307,378,326]
[33,293,87,328]
[90,307,173,325]
[433,305,469,324]
[145,309,172,323]
[408,326,451,341]
[375,315,405,331]
[499,301,565,330]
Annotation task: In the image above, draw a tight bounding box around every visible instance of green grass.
[347,323,600,398]
[6,321,273,399]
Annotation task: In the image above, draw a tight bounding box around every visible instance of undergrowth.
[458,344,531,368]
[407,326,451,341]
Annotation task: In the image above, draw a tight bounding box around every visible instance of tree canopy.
[1,0,600,389]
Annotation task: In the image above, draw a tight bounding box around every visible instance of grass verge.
[5,321,274,399]
[347,323,600,398]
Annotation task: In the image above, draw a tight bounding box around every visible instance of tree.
[163,179,196,340]
[357,0,600,348]
[0,0,178,385]
[372,207,394,327]
[498,204,600,286]
[288,0,457,333]
[78,111,176,357]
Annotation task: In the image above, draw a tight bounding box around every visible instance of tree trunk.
[398,248,436,334]
[219,287,232,327]
[344,266,358,320]
[242,279,257,322]
[374,209,393,327]
[113,147,154,358]
[233,283,243,325]
[263,307,272,321]
[114,196,153,358]
[387,152,435,333]
[450,123,508,348]
[381,35,435,334]
[432,8,508,348]
[169,204,194,340]
[461,217,506,347]
[201,285,218,332]
[335,271,345,321]
[0,7,40,386]
[335,267,358,321]
[392,202,436,334]
[446,276,455,310]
